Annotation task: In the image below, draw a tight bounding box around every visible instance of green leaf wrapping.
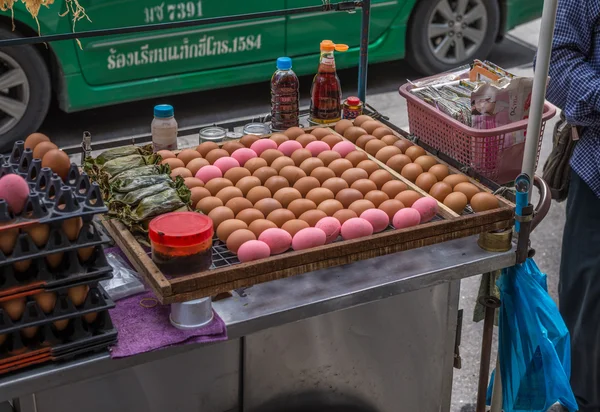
[120,188,186,223]
[101,154,155,178]
[110,175,172,194]
[107,164,168,183]
[111,182,175,207]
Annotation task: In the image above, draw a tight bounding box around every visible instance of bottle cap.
[149,212,213,247]
[347,96,361,106]
[276,57,292,70]
[154,104,174,118]
[320,40,349,52]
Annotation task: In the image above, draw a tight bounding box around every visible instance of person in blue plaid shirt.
[546,0,600,410]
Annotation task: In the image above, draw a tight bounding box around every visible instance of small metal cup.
[170,297,213,330]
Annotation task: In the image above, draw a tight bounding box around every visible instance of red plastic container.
[149,212,213,276]
[399,82,557,184]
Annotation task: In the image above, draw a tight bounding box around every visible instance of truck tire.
[0,26,51,153]
[406,0,500,75]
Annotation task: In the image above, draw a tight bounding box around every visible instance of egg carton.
[0,220,111,267]
[0,283,115,335]
[0,245,113,297]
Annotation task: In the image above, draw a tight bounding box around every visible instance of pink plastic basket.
[399,83,557,184]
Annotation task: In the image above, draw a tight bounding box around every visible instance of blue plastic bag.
[486,258,578,412]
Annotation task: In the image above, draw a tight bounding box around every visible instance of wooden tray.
[102,126,514,304]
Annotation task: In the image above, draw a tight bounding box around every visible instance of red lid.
[347,96,361,106]
[149,212,213,247]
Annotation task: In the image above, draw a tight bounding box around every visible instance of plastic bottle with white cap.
[152,104,178,152]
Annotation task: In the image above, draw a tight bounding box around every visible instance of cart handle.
[531,175,551,232]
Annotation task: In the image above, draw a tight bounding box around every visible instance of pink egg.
[213,156,240,173]
[0,174,29,215]
[411,197,439,223]
[360,209,389,233]
[341,217,373,240]
[332,141,356,158]
[292,227,327,251]
[195,165,222,183]
[258,228,292,255]
[315,217,341,244]
[231,148,257,166]
[393,208,421,229]
[278,140,303,156]
[305,141,330,157]
[237,240,271,263]
[250,139,278,156]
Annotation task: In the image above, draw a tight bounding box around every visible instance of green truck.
[0,0,542,148]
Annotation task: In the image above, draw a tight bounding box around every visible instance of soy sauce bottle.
[309,40,348,125]
[271,57,300,131]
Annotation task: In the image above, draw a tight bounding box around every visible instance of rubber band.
[139,297,158,308]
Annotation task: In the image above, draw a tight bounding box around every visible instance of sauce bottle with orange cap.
[309,40,348,125]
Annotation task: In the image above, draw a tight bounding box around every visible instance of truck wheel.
[407,0,500,75]
[0,27,51,153]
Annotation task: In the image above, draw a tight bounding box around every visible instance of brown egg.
[62,217,82,242]
[344,126,368,143]
[334,119,354,135]
[279,165,307,185]
[354,115,373,127]
[345,150,369,167]
[365,139,387,156]
[321,177,348,196]
[365,190,389,207]
[370,169,393,189]
[429,182,453,202]
[336,188,364,208]
[33,292,57,314]
[260,149,284,165]
[236,208,265,225]
[186,158,210,176]
[375,146,402,164]
[248,219,278,237]
[253,167,278,184]
[254,198,283,217]
[400,163,423,182]
[236,176,262,196]
[293,176,321,197]
[394,139,414,153]
[157,150,177,160]
[454,182,480,202]
[355,134,375,151]
[361,120,384,134]
[190,187,211,208]
[281,219,310,237]
[32,141,58,160]
[351,179,377,196]
[379,199,405,221]
[405,146,427,161]
[222,141,245,155]
[381,180,408,198]
[196,142,220,157]
[177,148,202,165]
[216,186,243,204]
[1,297,25,321]
[206,149,229,164]
[244,157,268,174]
[226,197,254,215]
[443,174,470,188]
[196,196,223,214]
[321,134,344,149]
[24,132,50,150]
[271,156,295,173]
[240,135,260,148]
[414,155,438,172]
[291,148,312,166]
[299,209,328,227]
[224,167,251,185]
[349,199,376,216]
[329,158,353,177]
[205,177,233,196]
[68,285,89,306]
[284,127,305,139]
[311,128,331,139]
[357,160,380,176]
[333,209,358,225]
[216,219,248,243]
[270,133,289,146]
[246,186,272,205]
[381,135,400,146]
[306,187,335,206]
[267,209,296,227]
[299,158,325,176]
[170,167,192,179]
[395,190,421,207]
[341,168,368,186]
[296,134,317,147]
[429,164,450,181]
[372,127,394,139]
[226,229,256,254]
[386,154,412,173]
[444,192,468,214]
[318,199,344,216]
[42,149,71,181]
[318,150,342,166]
[471,193,500,212]
[311,167,336,184]
[415,172,438,192]
[288,199,317,218]
[274,188,302,208]
[265,176,290,194]
[208,206,235,230]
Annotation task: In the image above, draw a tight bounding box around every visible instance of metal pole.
[476,297,500,412]
[521,0,559,191]
[358,0,371,104]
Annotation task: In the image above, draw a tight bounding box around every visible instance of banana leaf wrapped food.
[110,177,187,208]
[110,174,172,194]
[84,144,154,179]
[108,164,169,183]
[119,186,191,225]
[101,154,159,179]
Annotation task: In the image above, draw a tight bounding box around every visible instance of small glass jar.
[243,123,270,136]
[225,131,243,141]
[199,126,227,144]
[342,96,363,120]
